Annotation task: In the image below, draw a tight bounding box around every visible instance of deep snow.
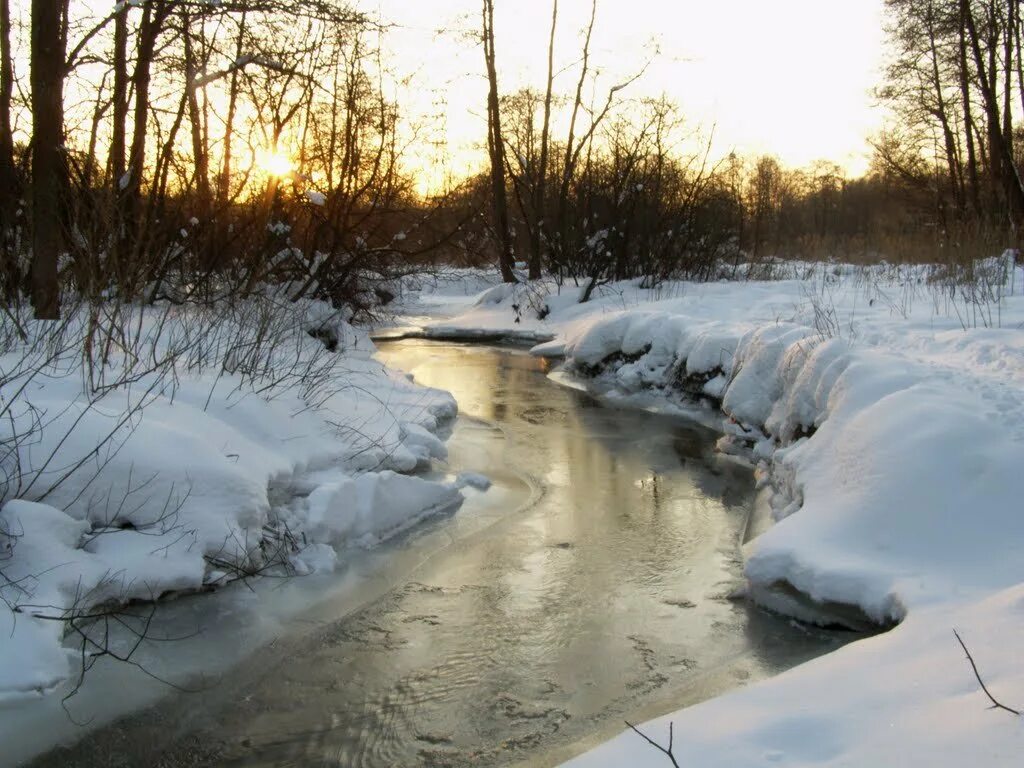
[392,260,1024,766]
[0,301,462,704]
[4,257,1023,765]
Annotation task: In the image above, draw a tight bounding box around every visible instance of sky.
[373,0,889,191]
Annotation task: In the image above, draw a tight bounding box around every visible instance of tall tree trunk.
[988,0,1003,211]
[0,0,16,301]
[960,6,983,217]
[110,4,127,187]
[557,0,596,256]
[530,0,557,281]
[0,0,16,216]
[220,12,246,203]
[182,10,210,215]
[182,9,212,273]
[1003,0,1015,218]
[125,0,168,255]
[30,0,65,319]
[109,2,128,278]
[1015,0,1024,119]
[482,0,516,283]
[926,2,963,215]
[964,0,1024,222]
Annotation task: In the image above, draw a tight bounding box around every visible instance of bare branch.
[954,629,1021,716]
[625,720,682,768]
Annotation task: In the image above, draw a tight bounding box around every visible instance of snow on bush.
[0,295,459,701]
[302,470,460,549]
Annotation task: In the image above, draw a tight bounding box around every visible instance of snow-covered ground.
[0,299,464,705]
[5,259,1022,765]
[393,259,1024,766]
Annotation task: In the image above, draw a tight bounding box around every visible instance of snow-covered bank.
[550,310,1024,626]
[397,261,1024,765]
[0,299,462,704]
[563,587,1024,767]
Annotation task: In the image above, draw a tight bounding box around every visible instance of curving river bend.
[26,341,849,768]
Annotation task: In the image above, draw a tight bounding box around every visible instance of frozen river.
[24,340,850,767]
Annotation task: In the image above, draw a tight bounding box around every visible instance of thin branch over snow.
[625,720,682,767]
[954,630,1022,716]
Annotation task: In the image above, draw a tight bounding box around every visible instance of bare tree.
[0,0,15,217]
[961,0,1024,223]
[879,0,1024,231]
[30,0,65,320]
[529,0,558,281]
[482,0,516,283]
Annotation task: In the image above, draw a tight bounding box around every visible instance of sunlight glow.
[376,0,888,188]
[257,148,296,178]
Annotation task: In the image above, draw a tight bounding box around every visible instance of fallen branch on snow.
[954,629,1021,716]
[625,719,682,767]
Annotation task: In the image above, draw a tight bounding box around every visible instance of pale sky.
[373,0,888,190]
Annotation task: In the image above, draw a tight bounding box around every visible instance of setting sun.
[256,147,295,178]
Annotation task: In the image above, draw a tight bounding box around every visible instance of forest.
[1,0,1022,321]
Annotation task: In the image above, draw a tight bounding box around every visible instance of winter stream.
[17,340,851,767]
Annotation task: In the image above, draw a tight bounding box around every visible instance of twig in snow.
[954,629,1021,716]
[625,720,682,767]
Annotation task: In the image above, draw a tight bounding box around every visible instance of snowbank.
[303,470,461,549]
[408,261,1024,766]
[0,300,460,702]
[556,311,1023,624]
[564,586,1024,767]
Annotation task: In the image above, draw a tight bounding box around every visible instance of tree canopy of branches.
[9,0,1024,316]
[7,0,470,318]
[877,0,1024,231]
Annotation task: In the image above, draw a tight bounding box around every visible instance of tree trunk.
[1015,0,1024,119]
[110,4,127,188]
[556,0,596,266]
[109,2,128,278]
[963,0,1024,223]
[959,7,983,217]
[219,11,246,203]
[1003,0,1015,218]
[530,0,557,281]
[0,0,16,216]
[125,0,168,252]
[482,0,516,283]
[183,10,210,215]
[30,0,65,319]
[927,8,963,215]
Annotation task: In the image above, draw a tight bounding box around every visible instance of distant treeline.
[3,0,1022,320]
[446,0,1024,292]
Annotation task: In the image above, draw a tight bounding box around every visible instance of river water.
[25,340,849,768]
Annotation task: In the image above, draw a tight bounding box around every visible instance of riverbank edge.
[379,329,887,631]
[402,281,1024,767]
